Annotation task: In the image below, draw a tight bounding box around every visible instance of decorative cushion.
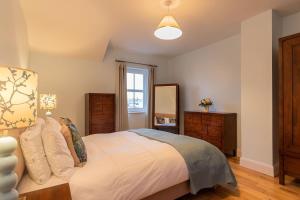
[60,118,87,165]
[59,121,81,167]
[20,118,52,184]
[42,117,74,180]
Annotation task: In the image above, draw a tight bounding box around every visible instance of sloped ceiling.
[20,0,300,60]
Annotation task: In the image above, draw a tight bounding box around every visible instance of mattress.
[18,131,189,200]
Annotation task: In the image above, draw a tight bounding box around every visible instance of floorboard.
[177,158,300,200]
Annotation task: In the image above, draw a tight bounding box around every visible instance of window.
[127,67,148,113]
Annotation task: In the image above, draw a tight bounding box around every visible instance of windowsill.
[128,112,146,114]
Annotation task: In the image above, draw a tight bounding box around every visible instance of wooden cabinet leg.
[233,149,237,157]
[279,155,284,185]
[279,174,285,185]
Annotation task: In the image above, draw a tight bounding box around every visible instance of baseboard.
[240,157,276,177]
[236,148,241,158]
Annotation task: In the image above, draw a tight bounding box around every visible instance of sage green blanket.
[129,128,237,194]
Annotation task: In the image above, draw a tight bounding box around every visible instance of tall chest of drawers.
[184,111,237,155]
[85,93,115,135]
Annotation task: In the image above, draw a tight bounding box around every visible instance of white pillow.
[20,118,51,184]
[42,117,74,180]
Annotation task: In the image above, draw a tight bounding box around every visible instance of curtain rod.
[115,59,158,68]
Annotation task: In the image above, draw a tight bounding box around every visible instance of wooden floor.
[178,158,300,200]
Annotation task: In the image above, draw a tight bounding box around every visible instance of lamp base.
[0,132,19,200]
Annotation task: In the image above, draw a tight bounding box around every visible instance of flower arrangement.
[198,98,213,112]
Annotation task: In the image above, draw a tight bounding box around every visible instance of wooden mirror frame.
[152,84,179,134]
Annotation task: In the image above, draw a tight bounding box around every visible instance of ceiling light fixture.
[154,0,182,40]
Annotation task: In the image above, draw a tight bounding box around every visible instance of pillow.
[164,118,170,124]
[42,117,74,180]
[59,122,81,167]
[20,118,52,184]
[169,118,176,124]
[60,118,87,166]
[156,117,165,124]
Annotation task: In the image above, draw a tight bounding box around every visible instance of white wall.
[0,0,28,67]
[282,11,300,37]
[30,47,169,135]
[168,35,241,146]
[240,10,281,176]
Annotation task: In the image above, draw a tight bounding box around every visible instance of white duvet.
[18,131,189,200]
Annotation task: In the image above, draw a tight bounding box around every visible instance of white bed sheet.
[18,131,189,200]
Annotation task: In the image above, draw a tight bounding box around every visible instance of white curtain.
[146,67,155,128]
[116,62,129,131]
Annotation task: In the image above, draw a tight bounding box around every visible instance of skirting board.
[240,157,276,177]
[236,148,241,158]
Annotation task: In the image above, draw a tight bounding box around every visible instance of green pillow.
[61,118,87,163]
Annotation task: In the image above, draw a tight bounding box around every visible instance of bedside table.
[19,183,72,200]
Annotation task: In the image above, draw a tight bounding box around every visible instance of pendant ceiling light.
[154,0,182,40]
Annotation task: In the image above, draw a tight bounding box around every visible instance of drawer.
[102,104,114,113]
[91,123,115,133]
[202,115,224,126]
[100,96,114,105]
[206,125,223,139]
[203,137,222,149]
[184,113,193,120]
[185,131,202,139]
[91,118,114,125]
[185,113,201,123]
[284,156,300,177]
[91,113,113,120]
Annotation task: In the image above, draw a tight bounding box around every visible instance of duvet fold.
[130,128,237,194]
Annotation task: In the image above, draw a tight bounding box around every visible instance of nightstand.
[19,183,72,200]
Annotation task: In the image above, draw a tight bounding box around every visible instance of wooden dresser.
[85,93,115,135]
[279,33,300,184]
[184,111,237,155]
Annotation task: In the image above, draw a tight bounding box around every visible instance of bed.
[17,130,236,200]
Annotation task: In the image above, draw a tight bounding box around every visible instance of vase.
[203,106,210,112]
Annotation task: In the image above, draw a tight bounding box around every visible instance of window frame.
[127,67,148,113]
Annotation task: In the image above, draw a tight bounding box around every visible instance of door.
[283,35,300,154]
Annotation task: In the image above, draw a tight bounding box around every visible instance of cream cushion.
[42,117,74,179]
[20,118,51,184]
[60,123,81,167]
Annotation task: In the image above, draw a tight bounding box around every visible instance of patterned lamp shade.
[0,67,38,130]
[0,66,37,200]
[40,94,56,110]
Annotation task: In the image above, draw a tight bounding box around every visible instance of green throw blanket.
[129,128,237,194]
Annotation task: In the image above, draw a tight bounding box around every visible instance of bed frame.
[142,181,190,200]
[18,179,190,200]
[15,127,191,200]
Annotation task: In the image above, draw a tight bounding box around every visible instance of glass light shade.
[40,94,56,110]
[0,67,38,130]
[154,15,182,40]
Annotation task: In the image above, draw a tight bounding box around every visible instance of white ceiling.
[20,0,300,60]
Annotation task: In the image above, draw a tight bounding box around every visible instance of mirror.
[153,84,179,134]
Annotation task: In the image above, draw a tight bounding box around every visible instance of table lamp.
[0,66,38,200]
[40,94,56,116]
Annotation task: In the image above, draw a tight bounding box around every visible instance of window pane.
[127,73,134,90]
[135,74,144,90]
[127,92,134,108]
[135,92,144,108]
